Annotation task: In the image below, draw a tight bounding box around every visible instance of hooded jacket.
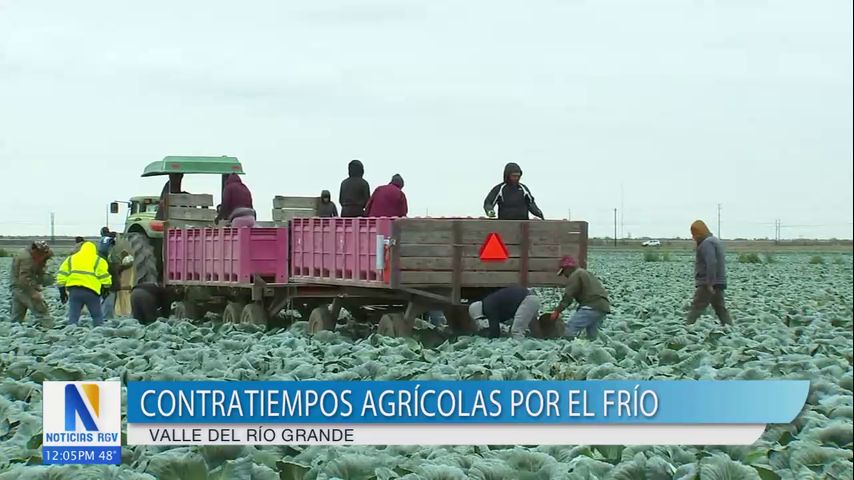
[483,163,544,220]
[317,190,339,217]
[56,242,112,295]
[339,160,371,217]
[221,174,254,220]
[365,174,408,218]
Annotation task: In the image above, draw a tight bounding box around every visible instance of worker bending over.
[56,241,113,326]
[9,241,54,326]
[221,173,256,227]
[483,162,544,220]
[549,255,611,340]
[468,286,541,339]
[366,174,408,217]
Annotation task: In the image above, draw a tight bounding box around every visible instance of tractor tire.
[222,302,246,323]
[174,301,206,321]
[115,232,160,287]
[240,303,269,326]
[308,306,335,334]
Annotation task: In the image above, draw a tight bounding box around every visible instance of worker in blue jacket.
[468,286,541,339]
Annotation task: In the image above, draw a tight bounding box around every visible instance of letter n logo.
[65,384,100,431]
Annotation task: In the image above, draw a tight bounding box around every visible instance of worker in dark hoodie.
[483,163,544,220]
[220,173,256,227]
[366,174,408,217]
[317,190,339,217]
[686,220,731,326]
[339,160,371,217]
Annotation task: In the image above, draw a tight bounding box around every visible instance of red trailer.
[162,197,588,337]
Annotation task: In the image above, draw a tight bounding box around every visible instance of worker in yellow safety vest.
[56,241,113,326]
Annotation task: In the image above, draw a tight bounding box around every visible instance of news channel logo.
[42,381,122,465]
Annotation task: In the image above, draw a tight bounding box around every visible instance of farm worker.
[56,241,113,326]
[102,253,134,320]
[154,173,185,221]
[9,241,54,326]
[483,162,544,220]
[97,227,117,259]
[221,173,256,228]
[549,255,611,340]
[686,220,731,326]
[131,282,172,324]
[468,286,541,339]
[317,190,339,217]
[339,159,371,217]
[365,174,408,217]
[70,236,85,254]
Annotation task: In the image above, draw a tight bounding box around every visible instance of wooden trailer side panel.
[390,219,587,289]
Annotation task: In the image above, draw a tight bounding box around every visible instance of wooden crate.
[166,194,217,227]
[271,196,319,225]
[389,219,588,291]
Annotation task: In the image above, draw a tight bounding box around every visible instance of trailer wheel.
[241,303,269,326]
[445,306,478,335]
[222,302,246,323]
[308,306,335,334]
[378,313,410,337]
[173,301,206,321]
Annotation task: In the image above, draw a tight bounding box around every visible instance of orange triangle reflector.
[480,232,509,261]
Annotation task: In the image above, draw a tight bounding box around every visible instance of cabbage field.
[1,251,852,479]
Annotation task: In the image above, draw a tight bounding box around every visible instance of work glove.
[549,310,561,322]
[58,287,68,305]
[486,210,496,218]
[101,286,111,299]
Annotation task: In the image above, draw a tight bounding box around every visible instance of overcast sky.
[1,0,851,239]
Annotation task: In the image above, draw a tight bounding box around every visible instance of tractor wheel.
[173,301,206,321]
[115,232,160,287]
[378,313,409,337]
[308,306,335,334]
[240,303,269,326]
[222,302,245,323]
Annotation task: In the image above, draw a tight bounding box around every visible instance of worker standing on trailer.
[9,241,54,326]
[468,286,541,339]
[483,162,544,220]
[220,173,256,227]
[549,255,611,340]
[56,241,113,326]
[131,282,172,324]
[317,190,339,217]
[339,159,371,217]
[686,220,732,326]
[365,174,408,217]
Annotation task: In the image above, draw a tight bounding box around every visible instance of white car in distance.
[642,239,661,247]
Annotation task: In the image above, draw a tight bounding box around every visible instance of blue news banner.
[126,380,808,425]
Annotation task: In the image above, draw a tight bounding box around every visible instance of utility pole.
[105,204,110,230]
[613,208,617,247]
[717,203,722,239]
[567,209,571,221]
[50,212,55,243]
[620,184,624,239]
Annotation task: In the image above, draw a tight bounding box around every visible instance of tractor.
[110,155,245,291]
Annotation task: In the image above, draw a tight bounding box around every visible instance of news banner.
[44,380,809,465]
